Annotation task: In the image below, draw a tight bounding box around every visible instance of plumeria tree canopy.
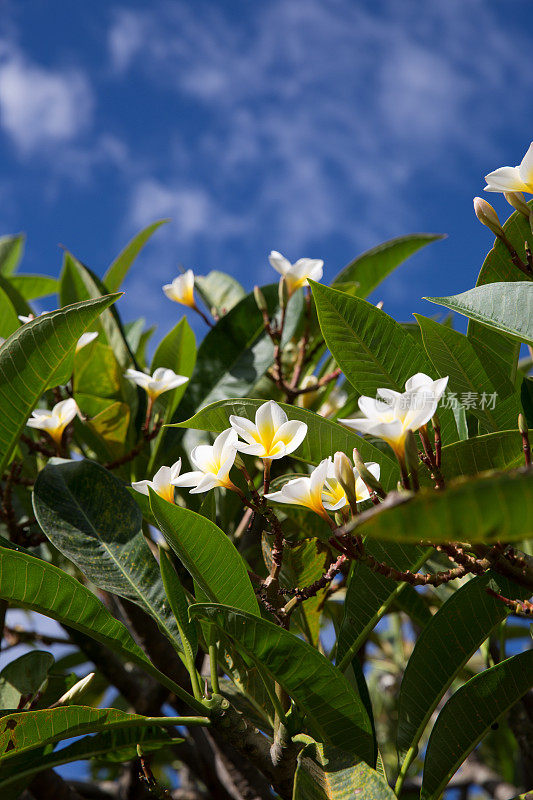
[0,146,532,800]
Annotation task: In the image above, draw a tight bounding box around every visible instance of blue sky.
[1,0,532,341]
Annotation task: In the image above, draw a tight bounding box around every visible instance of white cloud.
[108,9,145,73]
[0,47,93,154]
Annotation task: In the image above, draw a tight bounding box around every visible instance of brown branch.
[486,588,533,616]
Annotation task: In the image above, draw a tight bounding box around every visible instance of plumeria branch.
[485,588,533,616]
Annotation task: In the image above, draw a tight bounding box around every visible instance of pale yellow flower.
[172,429,239,494]
[26,398,78,446]
[132,460,182,504]
[485,142,533,194]
[163,270,196,308]
[268,251,323,295]
[229,400,307,461]
[125,367,188,400]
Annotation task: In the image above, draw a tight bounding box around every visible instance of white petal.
[131,480,151,496]
[55,398,78,425]
[268,251,291,276]
[152,466,171,492]
[358,395,391,419]
[484,166,526,192]
[404,373,432,391]
[190,444,216,473]
[255,400,287,442]
[190,474,221,494]
[213,428,238,463]
[519,142,533,186]
[235,441,267,457]
[172,470,205,487]
[169,459,182,481]
[310,458,330,495]
[272,419,308,455]
[366,462,381,482]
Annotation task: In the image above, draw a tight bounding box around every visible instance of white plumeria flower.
[125,367,188,400]
[339,374,448,459]
[76,332,98,352]
[265,458,330,520]
[268,251,323,295]
[172,429,239,494]
[229,400,308,461]
[163,270,196,308]
[132,460,182,504]
[319,386,348,419]
[322,459,381,511]
[484,142,533,194]
[26,398,78,446]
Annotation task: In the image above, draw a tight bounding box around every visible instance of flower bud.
[333,451,358,512]
[518,413,528,436]
[55,672,96,706]
[297,376,319,409]
[278,276,289,308]
[504,192,530,218]
[353,447,385,497]
[253,286,268,314]
[473,197,503,236]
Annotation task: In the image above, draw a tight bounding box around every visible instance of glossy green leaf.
[397,571,530,758]
[331,234,445,298]
[311,281,456,442]
[352,467,533,543]
[190,603,375,761]
[0,286,19,339]
[467,205,533,382]
[421,649,533,799]
[159,546,198,658]
[336,543,429,671]
[8,275,58,300]
[170,398,399,489]
[0,651,55,710]
[426,281,533,347]
[149,317,196,469]
[293,740,395,800]
[103,219,168,292]
[195,270,246,315]
[0,725,181,789]
[0,234,24,275]
[33,459,183,653]
[0,293,120,475]
[0,705,191,763]
[415,313,519,432]
[0,547,197,703]
[60,251,134,367]
[150,491,260,615]
[426,431,523,484]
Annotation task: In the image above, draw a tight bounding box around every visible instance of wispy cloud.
[0,42,93,155]
[108,0,533,268]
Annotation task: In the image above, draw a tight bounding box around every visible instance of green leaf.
[425,431,523,484]
[336,543,429,671]
[0,234,24,275]
[426,282,533,347]
[8,275,58,300]
[0,547,196,703]
[149,317,196,469]
[467,205,533,383]
[150,491,260,615]
[170,399,399,490]
[60,251,134,367]
[293,740,395,800]
[421,649,533,799]
[33,459,183,654]
[0,651,55,710]
[159,546,198,658]
[103,219,169,292]
[190,603,375,761]
[0,725,181,790]
[0,293,120,475]
[0,286,19,339]
[310,281,456,442]
[195,270,246,315]
[352,467,533,543]
[415,313,520,432]
[331,234,445,298]
[0,705,189,763]
[397,571,530,758]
